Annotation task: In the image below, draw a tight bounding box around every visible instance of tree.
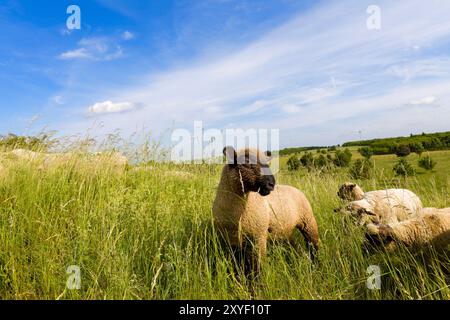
[287,155,301,171]
[395,144,411,158]
[418,155,436,171]
[358,147,374,159]
[393,158,415,177]
[349,159,374,179]
[334,149,352,167]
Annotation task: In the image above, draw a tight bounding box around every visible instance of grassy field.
[0,148,449,299]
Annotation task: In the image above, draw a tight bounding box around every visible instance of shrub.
[300,152,314,168]
[418,155,436,171]
[0,133,50,152]
[358,147,373,159]
[287,155,301,171]
[393,158,415,176]
[333,149,352,167]
[314,154,332,169]
[349,159,374,179]
[395,145,411,157]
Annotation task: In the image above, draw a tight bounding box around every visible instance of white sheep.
[365,207,450,252]
[7,149,46,162]
[337,182,365,201]
[336,182,423,225]
[2,149,128,172]
[212,147,319,274]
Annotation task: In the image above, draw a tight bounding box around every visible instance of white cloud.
[88,101,135,114]
[122,31,135,40]
[59,48,91,60]
[408,96,437,105]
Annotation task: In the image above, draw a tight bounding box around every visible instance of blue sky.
[1,0,450,147]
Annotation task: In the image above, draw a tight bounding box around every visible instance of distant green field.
[0,148,449,299]
[280,148,450,184]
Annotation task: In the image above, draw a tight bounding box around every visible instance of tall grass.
[0,147,449,299]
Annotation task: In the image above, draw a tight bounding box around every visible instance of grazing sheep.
[7,149,46,162]
[338,182,422,208]
[212,147,319,274]
[336,183,423,225]
[364,208,450,253]
[337,182,365,201]
[1,149,128,172]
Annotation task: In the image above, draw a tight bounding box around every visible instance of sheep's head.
[364,223,397,252]
[223,146,275,196]
[337,182,365,201]
[336,200,378,225]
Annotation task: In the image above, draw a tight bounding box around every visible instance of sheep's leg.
[241,235,267,279]
[255,236,267,274]
[297,214,319,263]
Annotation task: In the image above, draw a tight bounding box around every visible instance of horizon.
[1,0,450,149]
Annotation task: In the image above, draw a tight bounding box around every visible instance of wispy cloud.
[281,105,301,114]
[122,31,135,41]
[59,48,91,60]
[57,0,450,146]
[58,37,124,61]
[408,96,437,106]
[51,95,65,105]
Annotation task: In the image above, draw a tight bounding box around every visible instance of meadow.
[0,147,449,300]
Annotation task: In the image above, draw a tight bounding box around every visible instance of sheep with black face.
[212,147,319,274]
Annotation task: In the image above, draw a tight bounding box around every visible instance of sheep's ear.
[223,146,237,166]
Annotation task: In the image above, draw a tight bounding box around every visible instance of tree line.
[342,131,450,155]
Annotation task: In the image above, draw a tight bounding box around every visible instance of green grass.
[0,149,449,299]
